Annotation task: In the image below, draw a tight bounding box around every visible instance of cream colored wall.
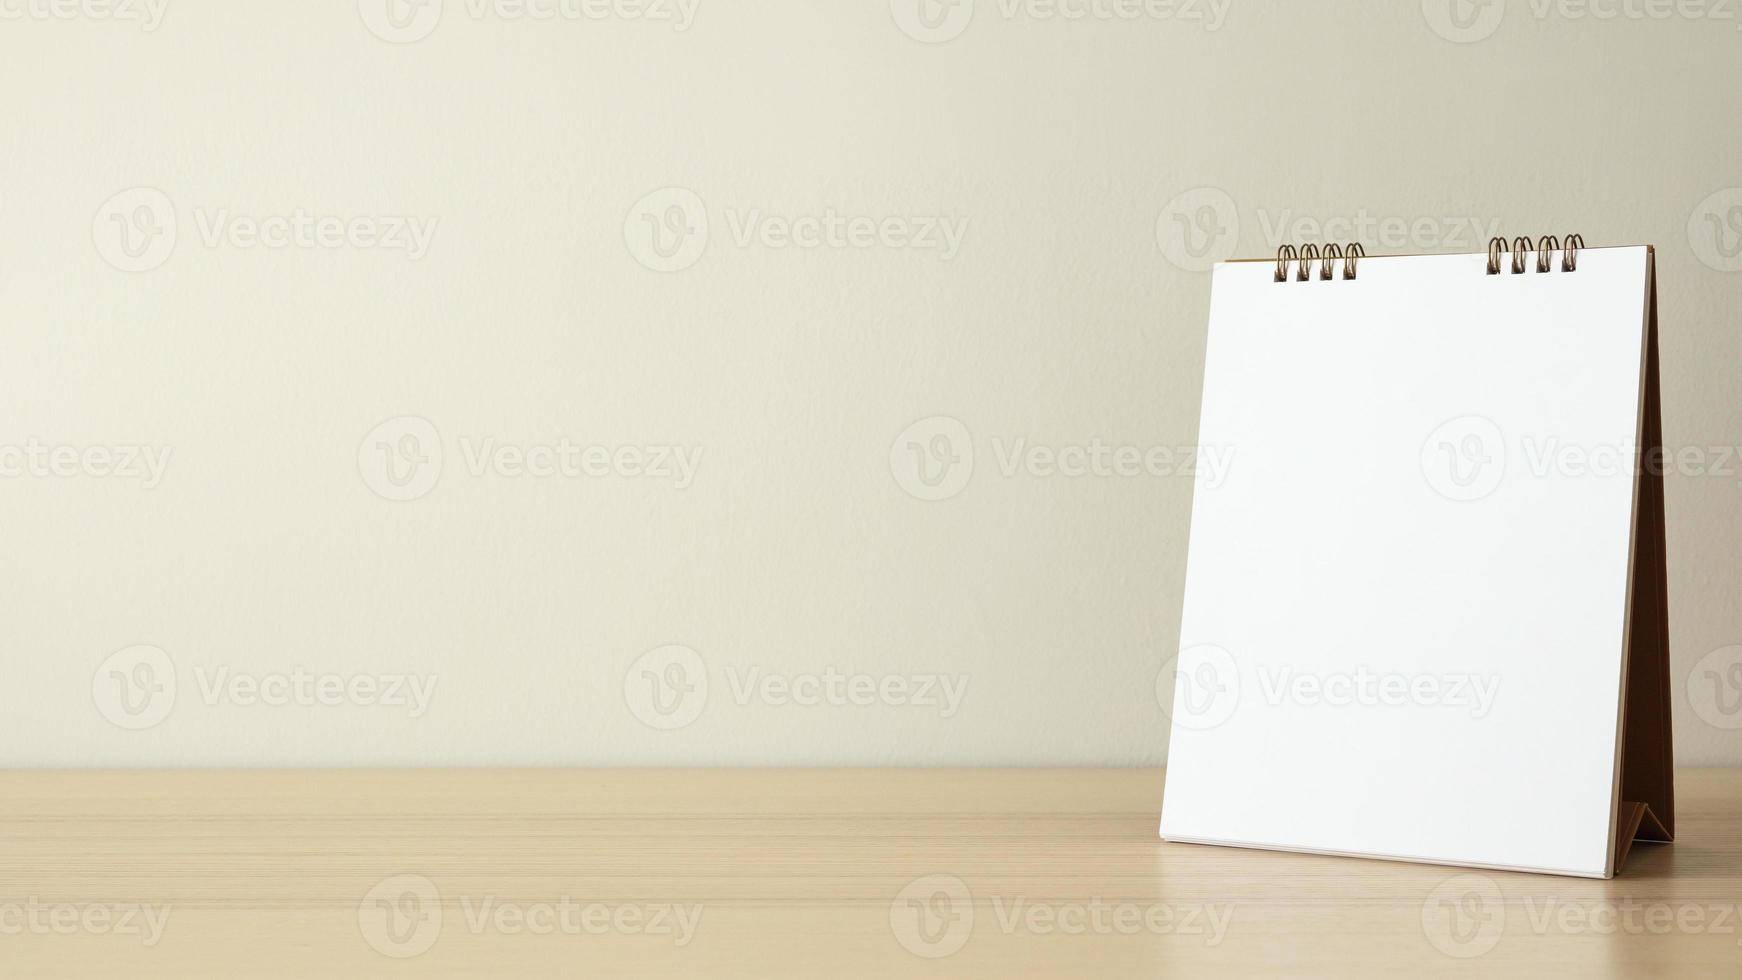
[1,0,1739,766]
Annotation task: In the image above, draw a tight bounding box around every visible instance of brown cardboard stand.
[1612,249,1674,876]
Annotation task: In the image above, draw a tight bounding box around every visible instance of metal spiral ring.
[1488,237,1508,275]
[1511,236,1532,275]
[1535,235,1561,273]
[1488,232,1585,275]
[1275,241,1367,281]
[1321,243,1343,281]
[1276,244,1297,282]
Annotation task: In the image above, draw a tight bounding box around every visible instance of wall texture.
[2,0,1739,765]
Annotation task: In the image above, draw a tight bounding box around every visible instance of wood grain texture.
[2,769,1740,977]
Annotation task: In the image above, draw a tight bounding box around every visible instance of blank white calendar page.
[1159,246,1651,877]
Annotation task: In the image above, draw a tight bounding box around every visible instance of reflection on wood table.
[1,769,1739,977]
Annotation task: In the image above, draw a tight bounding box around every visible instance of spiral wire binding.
[1488,234,1583,275]
[1275,242,1364,282]
[1536,235,1561,273]
[1275,236,1580,280]
[1321,243,1343,281]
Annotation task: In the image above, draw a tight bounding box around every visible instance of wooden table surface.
[3,769,1739,977]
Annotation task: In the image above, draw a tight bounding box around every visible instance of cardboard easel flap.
[1615,251,1675,872]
